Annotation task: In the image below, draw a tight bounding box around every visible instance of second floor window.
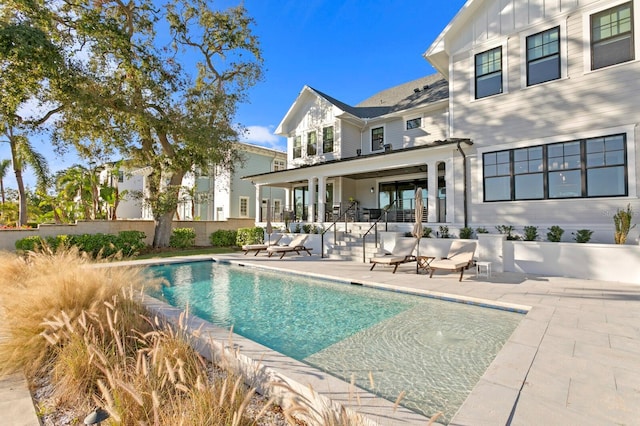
[406,117,422,130]
[591,2,634,70]
[322,126,334,153]
[475,47,503,99]
[293,136,302,159]
[307,131,317,156]
[239,196,249,217]
[527,27,561,86]
[371,127,384,151]
[273,159,286,171]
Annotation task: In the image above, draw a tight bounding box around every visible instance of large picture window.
[483,134,627,201]
[591,2,634,70]
[475,47,503,99]
[527,27,561,86]
[371,127,384,151]
[322,126,334,153]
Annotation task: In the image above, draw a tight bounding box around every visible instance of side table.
[416,256,435,274]
[475,261,492,279]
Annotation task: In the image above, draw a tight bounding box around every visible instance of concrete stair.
[323,223,389,263]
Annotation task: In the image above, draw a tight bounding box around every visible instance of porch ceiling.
[342,165,427,180]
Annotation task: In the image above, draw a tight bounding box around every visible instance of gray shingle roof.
[310,73,448,120]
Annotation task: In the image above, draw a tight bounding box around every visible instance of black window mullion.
[543,145,549,199]
[509,150,516,201]
[580,140,588,197]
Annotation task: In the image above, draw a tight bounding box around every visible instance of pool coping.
[140,256,533,425]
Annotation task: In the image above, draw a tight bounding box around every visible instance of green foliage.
[294,223,302,233]
[546,226,564,242]
[572,229,594,243]
[209,230,238,247]
[459,227,473,239]
[495,225,521,240]
[523,226,539,241]
[422,227,433,238]
[302,224,312,234]
[169,228,196,249]
[613,204,635,244]
[475,227,489,234]
[116,231,147,256]
[235,227,263,246]
[15,232,146,257]
[44,235,71,251]
[438,225,450,238]
[15,236,44,252]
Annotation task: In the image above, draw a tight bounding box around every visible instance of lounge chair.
[266,235,312,259]
[369,238,418,273]
[428,240,477,281]
[242,234,283,256]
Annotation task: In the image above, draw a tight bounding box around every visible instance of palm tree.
[0,159,11,205]
[55,165,93,220]
[3,126,50,226]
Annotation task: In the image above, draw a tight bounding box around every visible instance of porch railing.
[320,201,357,258]
[360,200,397,263]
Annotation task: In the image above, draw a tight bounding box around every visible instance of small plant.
[572,229,594,243]
[294,223,302,233]
[475,227,489,234]
[302,224,312,234]
[496,225,520,240]
[169,227,196,248]
[459,227,473,239]
[547,225,564,242]
[613,204,635,244]
[422,227,433,238]
[438,225,450,238]
[523,226,539,241]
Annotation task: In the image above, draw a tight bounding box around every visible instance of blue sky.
[1,0,467,189]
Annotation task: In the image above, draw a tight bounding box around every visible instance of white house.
[246,0,640,243]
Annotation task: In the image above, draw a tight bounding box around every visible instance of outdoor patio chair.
[242,234,283,256]
[266,235,312,259]
[369,238,418,273]
[428,240,477,281]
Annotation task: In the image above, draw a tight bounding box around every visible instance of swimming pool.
[148,260,523,424]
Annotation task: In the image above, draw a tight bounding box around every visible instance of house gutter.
[455,138,473,228]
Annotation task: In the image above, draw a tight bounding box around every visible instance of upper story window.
[527,27,561,86]
[591,2,634,70]
[322,126,334,153]
[273,159,286,171]
[406,117,422,130]
[307,131,317,156]
[293,135,302,159]
[475,47,503,99]
[483,134,627,202]
[371,127,384,151]
[118,171,124,183]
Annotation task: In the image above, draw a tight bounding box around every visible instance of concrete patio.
[3,253,639,425]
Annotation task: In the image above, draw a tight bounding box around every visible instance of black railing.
[321,201,357,258]
[360,200,397,263]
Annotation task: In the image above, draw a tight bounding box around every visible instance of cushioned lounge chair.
[242,234,283,256]
[428,240,477,281]
[369,238,418,273]
[266,235,312,259]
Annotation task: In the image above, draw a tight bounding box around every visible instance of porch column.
[317,175,326,223]
[307,177,316,222]
[427,163,438,222]
[254,184,262,222]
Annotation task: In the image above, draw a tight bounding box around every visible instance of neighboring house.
[246,0,640,242]
[100,143,287,221]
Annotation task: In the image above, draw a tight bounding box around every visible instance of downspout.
[456,139,474,228]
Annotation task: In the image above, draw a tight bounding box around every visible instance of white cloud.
[240,125,286,151]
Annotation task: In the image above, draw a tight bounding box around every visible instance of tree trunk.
[15,169,27,226]
[153,211,174,248]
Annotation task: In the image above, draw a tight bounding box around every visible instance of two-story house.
[247,0,639,243]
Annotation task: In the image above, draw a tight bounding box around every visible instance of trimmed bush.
[547,225,564,242]
[210,229,238,247]
[459,227,473,239]
[15,236,45,252]
[573,229,593,243]
[523,226,539,241]
[169,228,196,249]
[115,230,147,256]
[422,227,433,238]
[235,227,263,246]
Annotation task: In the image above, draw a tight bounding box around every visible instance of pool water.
[148,260,523,424]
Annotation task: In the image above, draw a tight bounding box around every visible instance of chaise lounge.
[369,238,418,273]
[428,240,477,281]
[266,235,313,259]
[242,234,283,256]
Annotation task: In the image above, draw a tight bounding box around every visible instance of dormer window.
[307,131,317,156]
[293,136,302,159]
[591,2,634,70]
[406,117,422,130]
[371,127,384,151]
[322,126,334,153]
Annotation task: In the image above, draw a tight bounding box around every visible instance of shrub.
[613,204,635,244]
[169,228,196,249]
[209,229,238,247]
[496,225,521,240]
[15,236,45,252]
[294,223,301,233]
[70,233,120,257]
[422,227,433,238]
[547,225,564,242]
[573,229,594,243]
[475,227,489,234]
[302,224,312,234]
[438,225,450,238]
[523,226,539,241]
[235,227,263,246]
[116,230,147,256]
[459,227,473,239]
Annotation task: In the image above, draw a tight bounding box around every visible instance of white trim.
[469,40,509,101]
[239,196,250,218]
[582,0,639,75]
[519,19,568,89]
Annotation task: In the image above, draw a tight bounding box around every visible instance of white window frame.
[406,117,422,130]
[239,196,249,217]
[583,0,639,74]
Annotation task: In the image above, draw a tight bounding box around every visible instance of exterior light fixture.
[370,187,374,193]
